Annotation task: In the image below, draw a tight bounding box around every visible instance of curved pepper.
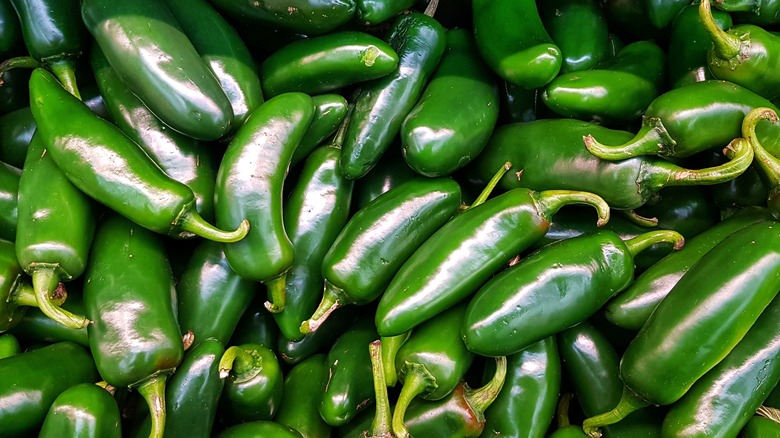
[29,68,249,242]
[0,161,18,242]
[539,0,610,74]
[218,343,284,423]
[278,306,357,366]
[208,0,355,35]
[633,186,721,240]
[215,92,315,313]
[39,383,121,438]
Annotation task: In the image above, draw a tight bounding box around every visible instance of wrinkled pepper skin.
[472,0,561,89]
[218,343,284,424]
[480,337,560,438]
[340,11,446,180]
[0,161,19,242]
[376,187,610,337]
[82,0,233,140]
[215,92,315,313]
[539,0,610,74]
[38,383,121,438]
[208,0,355,35]
[0,341,99,437]
[218,421,304,438]
[400,28,499,177]
[274,353,332,438]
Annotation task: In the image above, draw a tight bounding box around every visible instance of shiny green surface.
[668,4,732,88]
[39,383,121,438]
[219,343,283,423]
[292,94,348,166]
[274,353,332,438]
[218,421,304,438]
[0,107,34,168]
[540,0,609,74]
[208,0,355,35]
[0,162,19,242]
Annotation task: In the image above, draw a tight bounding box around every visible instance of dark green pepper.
[0,0,21,57]
[215,92,315,313]
[0,107,34,168]
[352,146,417,210]
[291,94,349,166]
[302,176,461,333]
[745,108,780,219]
[498,81,540,124]
[462,230,684,357]
[274,353,332,438]
[400,28,499,177]
[0,341,99,437]
[218,343,284,424]
[713,0,780,25]
[355,0,414,25]
[539,0,610,74]
[633,186,721,240]
[39,383,121,438]
[208,0,356,35]
[28,68,249,242]
[8,286,88,347]
[218,421,304,438]
[278,306,358,366]
[229,296,279,350]
[375,187,610,337]
[0,161,19,242]
[84,214,185,438]
[0,332,19,358]
[82,0,233,140]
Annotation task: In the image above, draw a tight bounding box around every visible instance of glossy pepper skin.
[352,147,417,210]
[340,11,446,180]
[208,0,355,35]
[215,92,314,313]
[38,383,121,438]
[274,353,332,438]
[28,68,249,242]
[177,240,256,347]
[277,139,353,341]
[462,230,684,357]
[218,421,304,438]
[633,186,721,240]
[375,187,610,337]
[218,343,284,423]
[662,293,780,437]
[480,337,560,438]
[0,333,19,358]
[701,0,780,100]
[291,94,348,166]
[84,214,184,438]
[164,0,263,130]
[278,307,357,366]
[355,0,413,25]
[714,0,780,25]
[472,0,561,89]
[400,28,499,177]
[584,221,780,436]
[302,177,461,334]
[542,40,666,123]
[15,131,94,329]
[0,341,99,437]
[261,31,399,98]
[0,107,34,168]
[605,206,771,330]
[82,0,233,140]
[0,161,19,242]
[741,414,780,437]
[469,118,754,210]
[539,0,609,74]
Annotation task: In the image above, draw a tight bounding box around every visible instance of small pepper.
[218,343,284,424]
[38,383,121,438]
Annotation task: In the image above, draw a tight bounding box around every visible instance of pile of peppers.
[4,0,780,436]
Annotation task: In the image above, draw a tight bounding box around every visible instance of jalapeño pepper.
[668,3,733,89]
[713,0,780,25]
[539,0,610,74]
[208,0,355,35]
[39,383,121,438]
[0,161,19,242]
[218,421,304,438]
[291,93,349,167]
[274,353,332,438]
[218,343,284,423]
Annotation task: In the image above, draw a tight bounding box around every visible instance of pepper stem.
[462,162,512,213]
[464,356,507,418]
[47,59,81,100]
[11,280,40,308]
[0,56,40,84]
[136,375,168,438]
[263,274,287,313]
[557,393,575,428]
[178,212,250,243]
[617,209,658,227]
[583,117,676,160]
[535,190,610,227]
[423,0,439,17]
[700,0,744,62]
[757,405,780,422]
[32,268,89,329]
[218,345,259,378]
[740,108,780,218]
[300,281,344,334]
[391,362,438,438]
[368,340,393,438]
[582,386,650,438]
[381,332,410,387]
[624,230,685,257]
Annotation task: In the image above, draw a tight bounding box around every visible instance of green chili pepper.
[208,0,356,35]
[634,186,721,240]
[292,94,349,166]
[392,303,475,438]
[219,421,304,438]
[274,353,332,438]
[177,240,256,347]
[320,314,378,426]
[229,296,279,350]
[28,68,249,242]
[605,206,772,330]
[583,80,780,160]
[84,214,185,438]
[472,0,562,89]
[741,410,780,437]
[542,40,666,123]
[81,0,233,140]
[498,81,540,124]
[340,9,446,179]
[0,333,19,358]
[713,0,780,25]
[647,0,691,29]
[583,221,780,436]
[352,146,417,210]
[701,0,780,100]
[668,3,733,89]
[0,0,21,57]
[355,0,414,25]
[9,288,88,346]
[400,28,499,177]
[469,118,754,210]
[218,343,284,423]
[539,0,610,74]
[39,383,121,438]
[302,177,461,334]
[375,187,610,338]
[480,337,561,438]
[277,128,354,341]
[0,341,99,437]
[0,161,19,242]
[662,292,780,436]
[707,157,769,210]
[463,230,683,357]
[0,107,33,168]
[216,92,315,313]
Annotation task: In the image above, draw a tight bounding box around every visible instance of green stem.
[32,267,89,329]
[0,56,40,83]
[535,190,610,227]
[557,393,575,428]
[624,230,685,257]
[95,381,117,396]
[178,211,250,243]
[300,281,344,334]
[11,280,40,308]
[218,345,257,378]
[652,135,754,188]
[700,0,744,61]
[381,332,410,387]
[392,362,438,438]
[583,117,676,159]
[617,209,658,227]
[464,356,507,417]
[264,274,287,313]
[136,375,168,438]
[582,386,650,438]
[743,107,779,145]
[462,161,512,212]
[368,340,393,438]
[48,59,81,100]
